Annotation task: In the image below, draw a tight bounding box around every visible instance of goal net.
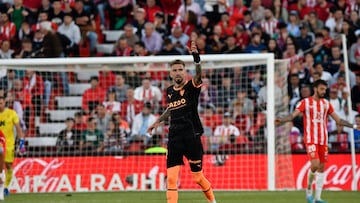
[0,54,295,192]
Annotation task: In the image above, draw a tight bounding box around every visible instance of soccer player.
[0,95,25,198]
[147,41,217,203]
[276,79,360,203]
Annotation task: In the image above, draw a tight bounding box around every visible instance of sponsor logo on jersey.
[0,121,5,127]
[168,98,186,108]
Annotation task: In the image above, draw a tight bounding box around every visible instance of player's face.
[0,98,5,109]
[170,64,186,85]
[315,84,327,98]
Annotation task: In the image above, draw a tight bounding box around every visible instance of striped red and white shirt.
[295,97,334,145]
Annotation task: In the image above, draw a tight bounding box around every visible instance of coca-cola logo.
[296,162,360,190]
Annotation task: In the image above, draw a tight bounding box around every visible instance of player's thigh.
[167,137,184,168]
[5,147,15,163]
[184,136,204,172]
[317,145,328,164]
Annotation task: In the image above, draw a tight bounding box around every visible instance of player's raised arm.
[147,107,171,134]
[15,122,26,154]
[330,112,360,130]
[189,41,202,86]
[275,109,302,126]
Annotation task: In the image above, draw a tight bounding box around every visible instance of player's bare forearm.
[194,63,202,85]
[15,123,24,139]
[158,107,171,123]
[338,119,354,128]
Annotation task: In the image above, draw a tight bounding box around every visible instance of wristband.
[192,53,200,64]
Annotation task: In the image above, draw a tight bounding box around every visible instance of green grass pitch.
[4,191,360,203]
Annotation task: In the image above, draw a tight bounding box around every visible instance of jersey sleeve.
[11,110,19,125]
[295,99,306,113]
[327,101,335,114]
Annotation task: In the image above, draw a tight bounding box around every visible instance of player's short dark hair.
[169,59,185,67]
[313,79,328,88]
[356,114,360,119]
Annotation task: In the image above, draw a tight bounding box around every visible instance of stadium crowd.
[0,0,359,153]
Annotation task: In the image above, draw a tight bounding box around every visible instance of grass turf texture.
[4,191,360,203]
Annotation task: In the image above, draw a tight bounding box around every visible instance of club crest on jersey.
[168,98,186,108]
[168,94,172,99]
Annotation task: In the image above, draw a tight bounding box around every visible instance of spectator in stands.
[129,102,157,145]
[111,112,130,135]
[314,0,333,22]
[287,11,301,37]
[208,24,225,53]
[113,37,133,56]
[245,33,266,53]
[121,87,143,126]
[49,0,65,26]
[0,13,16,44]
[311,63,332,84]
[0,69,16,92]
[326,8,344,35]
[134,77,162,105]
[0,40,14,59]
[104,119,127,152]
[250,69,264,95]
[108,0,132,30]
[103,90,121,114]
[74,111,87,132]
[153,11,168,38]
[312,33,330,63]
[108,74,129,103]
[296,23,314,53]
[82,76,106,114]
[57,117,81,152]
[329,85,345,116]
[58,13,81,57]
[17,21,34,43]
[98,65,115,90]
[288,73,302,110]
[159,0,181,25]
[241,10,256,33]
[332,63,356,88]
[80,117,104,153]
[228,0,248,23]
[270,0,288,23]
[232,101,251,136]
[38,0,53,15]
[23,70,44,120]
[249,0,264,22]
[217,74,236,112]
[71,0,97,56]
[305,11,324,34]
[141,22,163,55]
[325,46,343,75]
[199,77,217,111]
[8,0,31,30]
[288,0,311,20]
[131,41,149,56]
[211,112,241,150]
[230,88,254,121]
[260,8,278,38]
[14,39,34,58]
[233,24,250,50]
[168,25,189,55]
[195,36,214,54]
[119,24,139,48]
[144,0,162,23]
[349,35,360,70]
[95,104,111,134]
[201,104,221,135]
[198,14,212,41]
[221,35,242,54]
[204,0,228,23]
[158,38,181,55]
[180,10,197,37]
[11,79,32,131]
[176,0,202,24]
[267,38,282,59]
[351,74,360,112]
[38,21,62,58]
[133,7,148,39]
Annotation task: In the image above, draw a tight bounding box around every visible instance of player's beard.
[174,76,183,85]
[317,90,326,98]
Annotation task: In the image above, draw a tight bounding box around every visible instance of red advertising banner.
[8,154,359,193]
